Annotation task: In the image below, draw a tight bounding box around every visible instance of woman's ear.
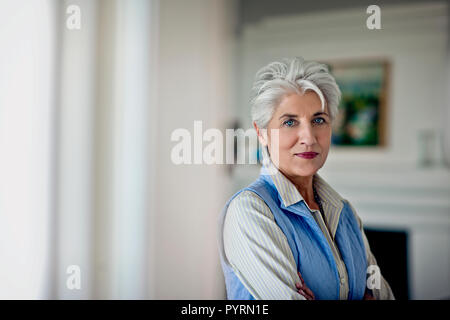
[253,121,268,147]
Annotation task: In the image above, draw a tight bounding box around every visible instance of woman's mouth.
[295,152,319,159]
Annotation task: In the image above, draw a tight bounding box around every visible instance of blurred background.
[0,0,449,299]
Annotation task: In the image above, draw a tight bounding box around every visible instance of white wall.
[155,0,235,299]
[0,0,56,299]
[445,2,450,167]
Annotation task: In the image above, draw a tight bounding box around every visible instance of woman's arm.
[346,200,396,300]
[223,190,308,300]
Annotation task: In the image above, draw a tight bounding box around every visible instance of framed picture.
[325,59,389,147]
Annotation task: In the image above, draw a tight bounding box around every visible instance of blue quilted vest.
[218,172,367,300]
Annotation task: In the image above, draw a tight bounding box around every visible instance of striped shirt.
[222,147,395,300]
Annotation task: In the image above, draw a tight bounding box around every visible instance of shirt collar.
[259,146,345,238]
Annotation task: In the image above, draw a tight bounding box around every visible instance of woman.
[218,57,395,300]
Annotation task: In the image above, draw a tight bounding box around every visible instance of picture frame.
[324,59,390,147]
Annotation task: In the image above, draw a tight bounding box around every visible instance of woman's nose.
[298,125,317,146]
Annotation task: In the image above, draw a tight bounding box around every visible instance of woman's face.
[257,91,332,178]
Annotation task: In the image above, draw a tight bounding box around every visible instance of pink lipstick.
[295,152,318,159]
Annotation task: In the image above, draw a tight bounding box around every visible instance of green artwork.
[328,61,388,146]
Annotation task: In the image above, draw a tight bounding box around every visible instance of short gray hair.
[250,57,341,128]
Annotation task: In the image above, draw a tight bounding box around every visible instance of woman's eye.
[282,119,297,127]
[313,117,326,125]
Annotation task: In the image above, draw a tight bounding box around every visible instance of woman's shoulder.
[226,189,274,221]
[341,198,364,230]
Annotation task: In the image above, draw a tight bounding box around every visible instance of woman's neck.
[283,171,318,210]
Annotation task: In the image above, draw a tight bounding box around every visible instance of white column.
[109,0,157,299]
[56,0,98,299]
[92,0,116,299]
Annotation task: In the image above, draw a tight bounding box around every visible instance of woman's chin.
[289,165,320,178]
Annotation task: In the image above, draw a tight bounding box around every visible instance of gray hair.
[250,57,341,128]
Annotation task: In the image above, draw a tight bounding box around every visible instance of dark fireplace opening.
[363,228,409,300]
